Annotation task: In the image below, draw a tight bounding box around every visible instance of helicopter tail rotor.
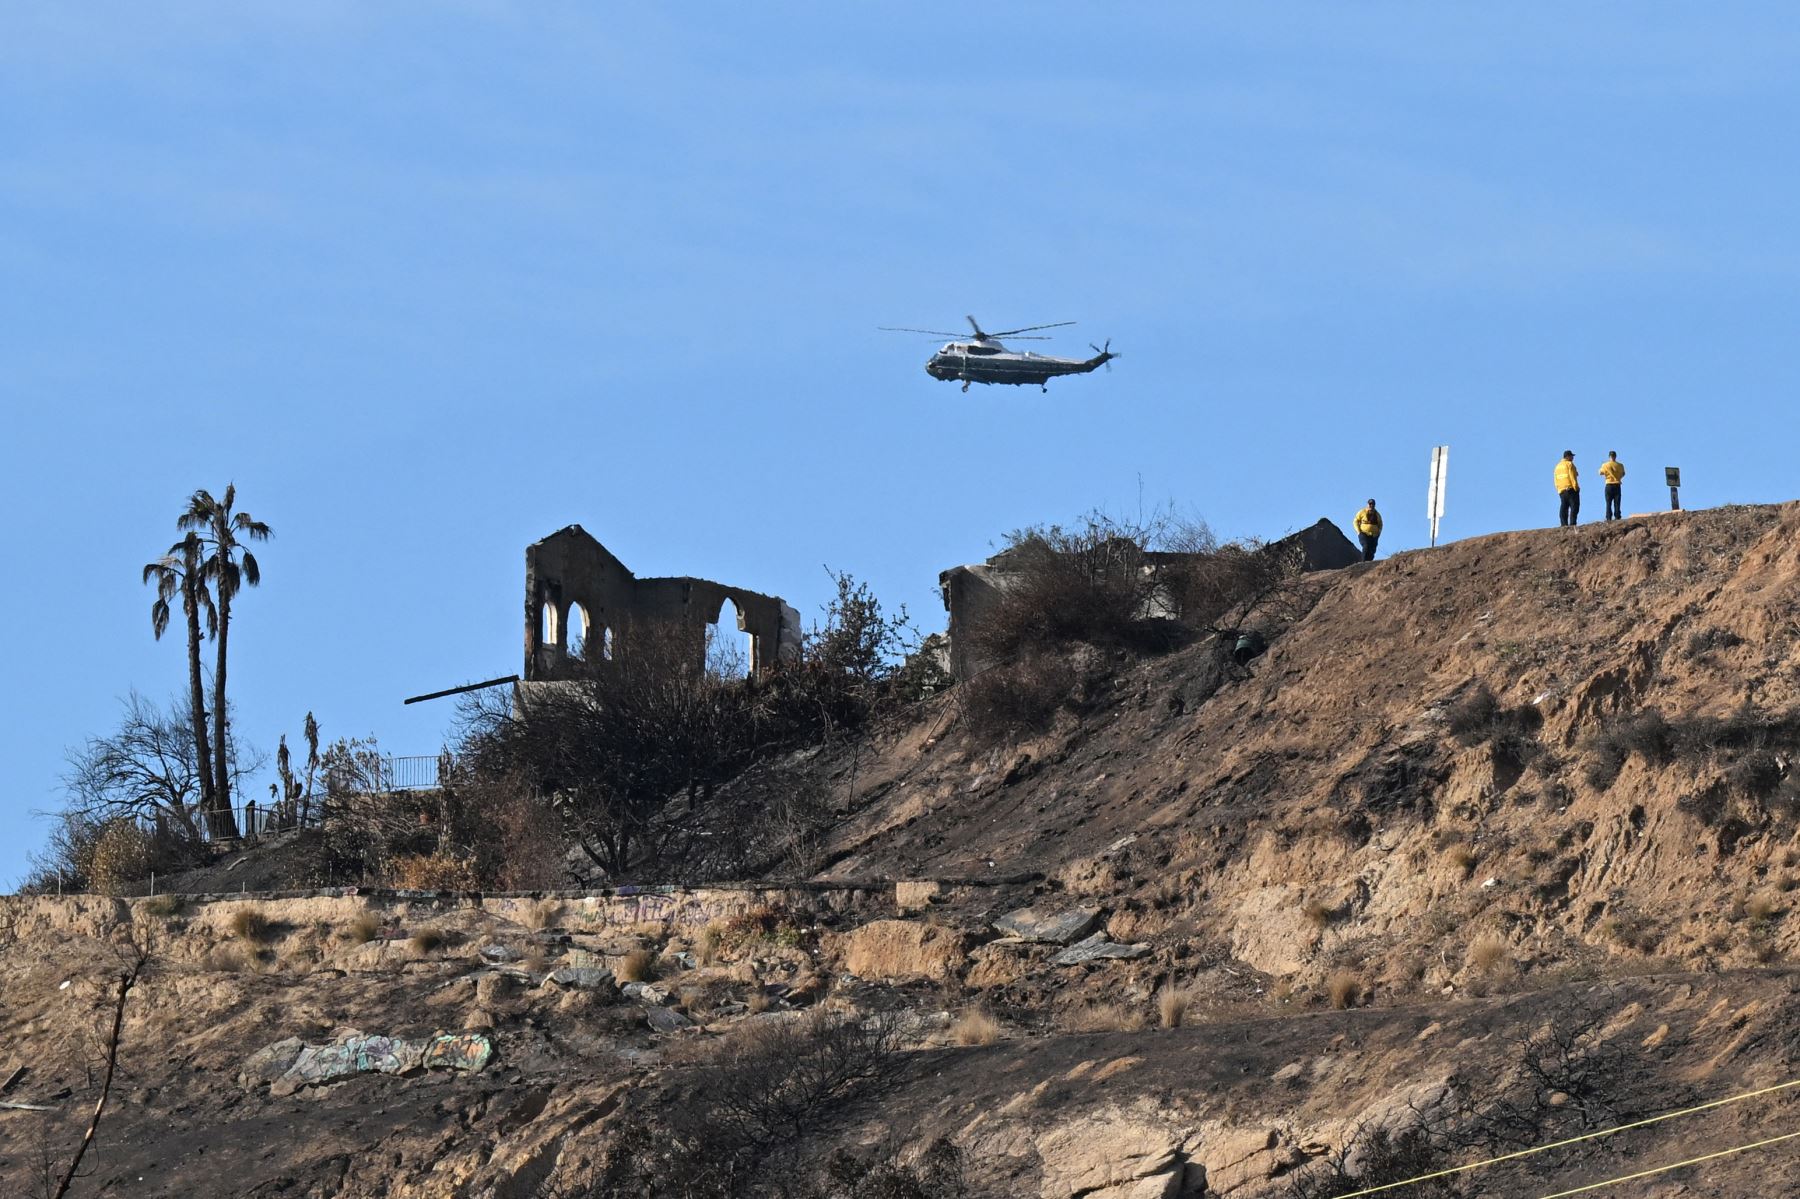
[1088,339,1117,370]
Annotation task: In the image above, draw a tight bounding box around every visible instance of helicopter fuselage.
[924,340,1113,388]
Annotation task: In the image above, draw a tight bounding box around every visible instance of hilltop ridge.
[5,503,1800,1197]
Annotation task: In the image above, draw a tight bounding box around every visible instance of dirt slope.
[7,504,1800,1198]
[797,503,1800,998]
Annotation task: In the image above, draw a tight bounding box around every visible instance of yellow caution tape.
[1534,1127,1800,1197]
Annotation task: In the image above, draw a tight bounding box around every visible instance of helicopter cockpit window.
[967,345,1000,356]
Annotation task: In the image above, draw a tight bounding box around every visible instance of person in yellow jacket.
[1599,451,1626,520]
[1353,498,1383,561]
[1555,450,1580,527]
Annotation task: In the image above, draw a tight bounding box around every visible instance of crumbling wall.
[524,525,800,680]
[937,518,1361,680]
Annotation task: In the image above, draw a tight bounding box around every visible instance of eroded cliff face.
[8,505,1800,1196]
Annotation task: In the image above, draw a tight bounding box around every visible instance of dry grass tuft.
[1063,1002,1148,1033]
[697,924,722,967]
[950,1007,1001,1046]
[1445,844,1478,876]
[410,927,447,954]
[391,852,481,892]
[1301,897,1333,929]
[228,908,272,944]
[747,989,773,1014]
[141,894,184,919]
[344,913,380,944]
[205,945,252,973]
[1157,982,1192,1029]
[525,900,564,931]
[617,947,658,983]
[1468,935,1510,975]
[1746,891,1785,922]
[1327,970,1363,1010]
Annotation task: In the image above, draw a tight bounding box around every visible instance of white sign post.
[1427,445,1449,546]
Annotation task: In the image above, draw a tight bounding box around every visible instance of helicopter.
[880,315,1117,392]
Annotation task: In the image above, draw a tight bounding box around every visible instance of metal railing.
[375,754,441,792]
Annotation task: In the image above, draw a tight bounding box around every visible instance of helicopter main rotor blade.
[879,326,966,337]
[965,315,986,338]
[986,320,1076,337]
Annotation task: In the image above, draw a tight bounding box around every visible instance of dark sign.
[1665,467,1681,488]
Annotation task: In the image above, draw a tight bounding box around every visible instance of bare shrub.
[696,924,722,967]
[1327,971,1363,1009]
[617,948,659,982]
[88,820,158,897]
[1447,684,1543,746]
[1157,982,1191,1029]
[1686,627,1745,658]
[950,1007,1000,1046]
[692,1009,910,1151]
[1746,891,1785,922]
[205,945,252,972]
[228,908,272,944]
[1468,935,1510,975]
[526,900,564,931]
[391,852,482,892]
[958,651,1077,736]
[1445,844,1478,877]
[1583,709,1671,789]
[410,927,447,954]
[343,913,380,944]
[140,894,184,919]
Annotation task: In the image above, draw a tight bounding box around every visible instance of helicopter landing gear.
[1041,384,1049,393]
[961,379,970,393]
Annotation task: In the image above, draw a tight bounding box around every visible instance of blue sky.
[6,4,1800,885]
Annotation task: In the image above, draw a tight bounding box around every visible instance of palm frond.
[240,550,260,587]
[150,597,171,640]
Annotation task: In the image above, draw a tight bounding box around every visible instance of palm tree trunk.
[212,588,237,839]
[181,561,217,832]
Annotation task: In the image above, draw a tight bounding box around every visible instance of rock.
[478,944,520,964]
[1049,933,1151,966]
[475,972,521,1008]
[1270,1062,1304,1083]
[622,981,672,1005]
[258,1031,492,1096]
[669,951,698,971]
[992,906,1101,946]
[1200,1127,1303,1195]
[842,919,969,982]
[646,1007,693,1034]
[545,967,617,993]
[1036,1116,1191,1197]
[238,1037,303,1088]
[896,880,944,914]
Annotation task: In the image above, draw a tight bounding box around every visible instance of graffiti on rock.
[243,1030,494,1095]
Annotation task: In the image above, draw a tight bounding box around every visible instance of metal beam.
[403,675,520,705]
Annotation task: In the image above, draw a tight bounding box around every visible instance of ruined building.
[937,517,1362,680]
[524,525,801,681]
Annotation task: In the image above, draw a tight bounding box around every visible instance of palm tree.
[180,484,271,830]
[144,533,218,831]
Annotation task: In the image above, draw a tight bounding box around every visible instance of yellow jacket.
[1599,459,1625,484]
[1554,459,1579,492]
[1354,507,1382,536]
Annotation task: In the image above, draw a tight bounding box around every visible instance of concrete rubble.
[991,906,1102,945]
[1050,932,1152,966]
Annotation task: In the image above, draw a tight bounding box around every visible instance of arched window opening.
[600,625,615,661]
[706,598,752,679]
[567,602,588,659]
[540,600,560,647]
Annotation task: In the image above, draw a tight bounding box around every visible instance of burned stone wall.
[524,525,800,681]
[937,518,1361,680]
